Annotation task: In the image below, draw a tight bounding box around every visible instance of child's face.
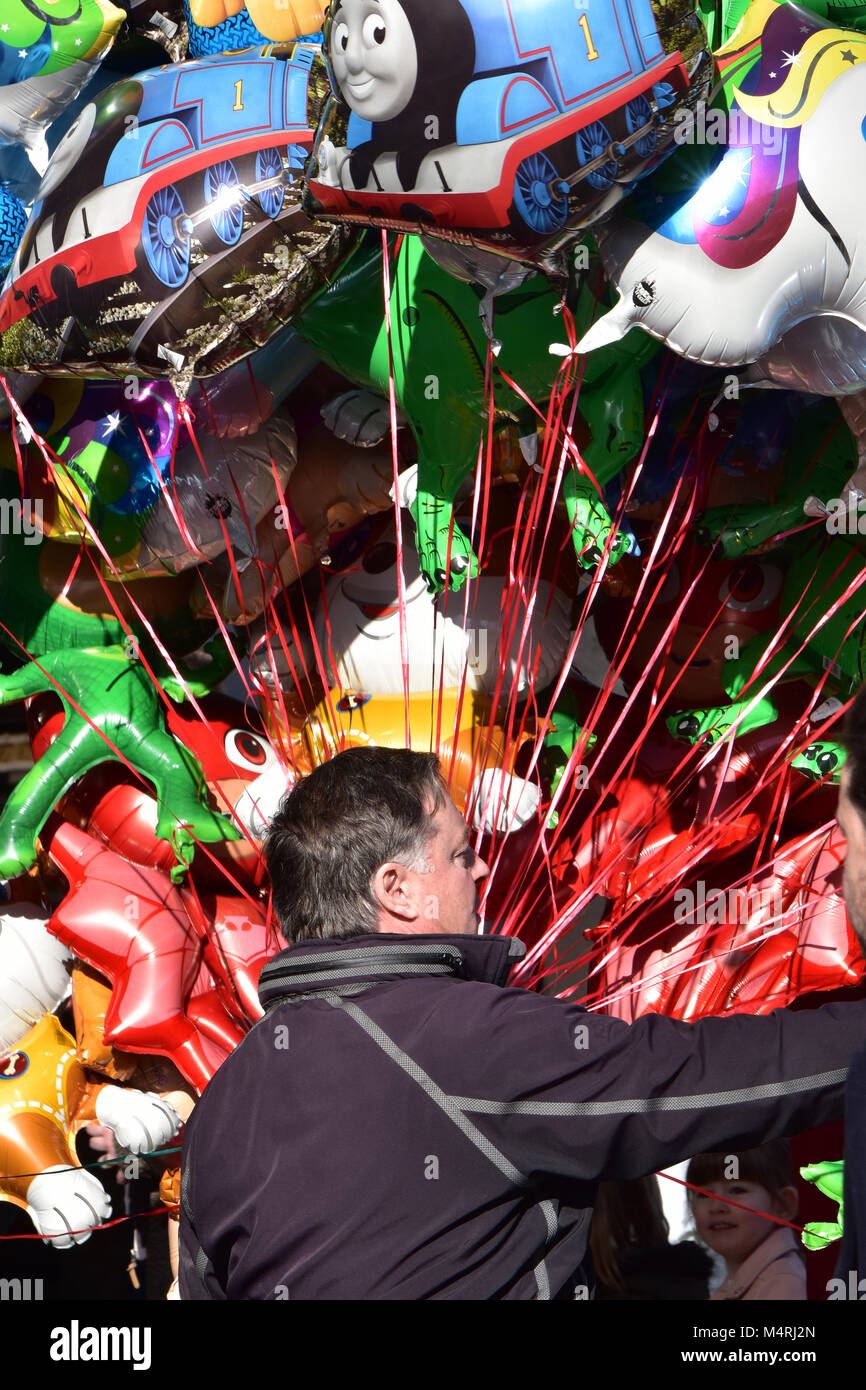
[692,1180,782,1267]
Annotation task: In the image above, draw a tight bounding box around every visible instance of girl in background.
[687,1139,807,1300]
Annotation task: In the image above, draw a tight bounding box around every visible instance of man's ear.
[372,861,421,923]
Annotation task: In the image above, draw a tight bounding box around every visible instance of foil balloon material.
[594,543,787,707]
[668,536,866,746]
[45,818,274,1092]
[256,488,586,836]
[0,0,125,165]
[46,819,229,1090]
[0,903,72,1052]
[578,0,866,395]
[0,467,223,659]
[0,186,26,275]
[0,644,241,880]
[596,823,863,1023]
[293,233,656,593]
[0,1010,180,1245]
[800,1159,845,1249]
[0,43,356,381]
[304,0,711,265]
[28,689,276,885]
[185,0,325,55]
[190,418,396,623]
[313,492,575,701]
[0,1011,111,1242]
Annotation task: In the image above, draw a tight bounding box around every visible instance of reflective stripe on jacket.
[179,932,866,1300]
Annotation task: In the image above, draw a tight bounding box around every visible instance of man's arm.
[452,989,866,1182]
[836,1044,866,1283]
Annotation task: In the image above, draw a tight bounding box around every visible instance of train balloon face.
[306,0,710,257]
[0,43,351,379]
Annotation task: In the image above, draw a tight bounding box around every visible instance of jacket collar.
[258,932,527,1008]
[714,1224,799,1300]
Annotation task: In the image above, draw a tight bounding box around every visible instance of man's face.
[405,796,489,936]
[837,765,866,950]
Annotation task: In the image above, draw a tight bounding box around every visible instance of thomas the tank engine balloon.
[305,0,711,264]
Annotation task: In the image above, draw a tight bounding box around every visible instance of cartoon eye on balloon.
[362,541,399,574]
[718,562,783,613]
[223,728,279,777]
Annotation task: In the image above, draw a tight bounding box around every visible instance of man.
[832,685,866,1290]
[180,745,866,1300]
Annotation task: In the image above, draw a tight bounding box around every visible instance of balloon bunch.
[1,0,865,1292]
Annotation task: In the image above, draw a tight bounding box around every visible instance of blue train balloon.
[306,0,710,263]
[0,41,356,381]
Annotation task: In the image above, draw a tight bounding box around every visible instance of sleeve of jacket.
[836,1042,866,1285]
[457,989,866,1182]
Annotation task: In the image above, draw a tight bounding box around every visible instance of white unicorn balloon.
[578,0,866,398]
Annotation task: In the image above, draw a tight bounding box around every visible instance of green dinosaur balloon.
[0,648,240,881]
[697,400,858,559]
[0,482,240,880]
[800,1160,845,1250]
[667,400,861,761]
[668,536,866,755]
[294,234,657,593]
[700,0,866,49]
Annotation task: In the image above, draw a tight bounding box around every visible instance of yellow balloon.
[0,1013,90,1208]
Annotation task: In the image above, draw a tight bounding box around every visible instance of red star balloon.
[45,820,235,1092]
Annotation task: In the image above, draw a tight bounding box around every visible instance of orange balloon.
[0,1013,99,1207]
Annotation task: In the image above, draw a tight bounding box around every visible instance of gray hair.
[264,746,446,943]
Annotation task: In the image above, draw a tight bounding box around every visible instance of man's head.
[837,684,866,949]
[264,746,488,944]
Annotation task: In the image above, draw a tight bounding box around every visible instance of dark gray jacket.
[179,932,866,1300]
